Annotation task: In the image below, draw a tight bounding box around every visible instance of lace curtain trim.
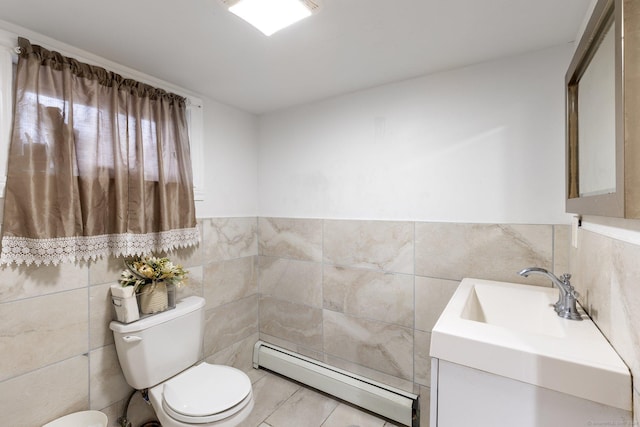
[0,227,200,266]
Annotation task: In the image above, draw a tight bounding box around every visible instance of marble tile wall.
[570,227,640,425]
[257,217,570,426]
[0,215,575,427]
[0,217,258,427]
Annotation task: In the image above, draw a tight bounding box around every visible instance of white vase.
[139,281,168,314]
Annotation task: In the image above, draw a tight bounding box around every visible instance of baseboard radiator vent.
[253,340,419,427]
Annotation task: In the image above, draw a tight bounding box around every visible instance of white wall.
[195,97,258,218]
[258,44,574,224]
[0,19,576,223]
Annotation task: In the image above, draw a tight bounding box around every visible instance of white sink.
[430,278,631,411]
[42,411,107,427]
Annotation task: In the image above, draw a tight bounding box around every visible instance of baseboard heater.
[252,340,419,427]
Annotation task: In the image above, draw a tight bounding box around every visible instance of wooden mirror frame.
[565,0,640,218]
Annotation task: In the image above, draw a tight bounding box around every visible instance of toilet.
[110,296,254,427]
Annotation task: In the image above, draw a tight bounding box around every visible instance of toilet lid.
[163,364,252,418]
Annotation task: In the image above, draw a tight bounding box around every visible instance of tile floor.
[241,368,402,427]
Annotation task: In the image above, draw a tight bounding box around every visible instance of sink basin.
[430,278,631,411]
[42,410,108,427]
[461,281,567,338]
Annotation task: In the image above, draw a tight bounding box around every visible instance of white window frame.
[187,101,205,201]
[0,28,205,201]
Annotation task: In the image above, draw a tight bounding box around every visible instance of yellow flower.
[138,264,155,279]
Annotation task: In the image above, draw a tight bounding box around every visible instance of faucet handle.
[561,273,572,283]
[567,284,580,300]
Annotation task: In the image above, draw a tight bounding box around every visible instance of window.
[0,32,204,201]
[0,37,202,266]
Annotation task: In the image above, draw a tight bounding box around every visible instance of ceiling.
[0,0,592,114]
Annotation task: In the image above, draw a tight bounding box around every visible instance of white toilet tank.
[110,296,205,390]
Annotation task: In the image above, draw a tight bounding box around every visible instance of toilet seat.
[161,364,252,424]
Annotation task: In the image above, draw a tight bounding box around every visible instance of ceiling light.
[227,0,316,36]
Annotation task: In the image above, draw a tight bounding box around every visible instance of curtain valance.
[0,38,199,266]
[17,37,185,103]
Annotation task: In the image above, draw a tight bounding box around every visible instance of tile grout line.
[86,263,92,410]
[321,217,325,361]
[412,220,417,394]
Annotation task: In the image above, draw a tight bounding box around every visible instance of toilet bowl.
[147,363,254,427]
[110,296,254,427]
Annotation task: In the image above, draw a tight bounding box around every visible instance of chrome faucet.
[518,267,582,321]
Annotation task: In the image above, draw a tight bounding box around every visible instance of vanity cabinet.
[430,359,631,427]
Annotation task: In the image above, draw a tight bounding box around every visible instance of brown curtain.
[0,37,198,266]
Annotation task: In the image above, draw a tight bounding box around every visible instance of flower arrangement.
[119,255,188,292]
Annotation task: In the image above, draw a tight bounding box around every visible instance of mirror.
[576,20,615,197]
[566,0,625,217]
